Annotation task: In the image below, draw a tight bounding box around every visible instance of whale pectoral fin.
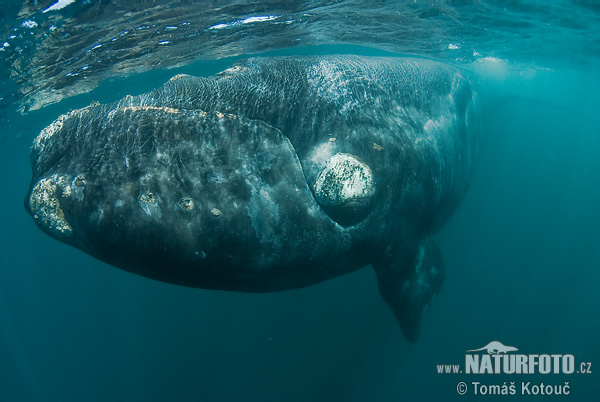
[373,238,444,342]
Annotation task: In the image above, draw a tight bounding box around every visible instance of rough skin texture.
[26,56,481,341]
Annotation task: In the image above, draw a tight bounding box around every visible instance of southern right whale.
[25,55,481,341]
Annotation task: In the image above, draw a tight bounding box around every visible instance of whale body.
[25,56,481,341]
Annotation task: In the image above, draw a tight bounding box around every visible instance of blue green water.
[2,1,600,401]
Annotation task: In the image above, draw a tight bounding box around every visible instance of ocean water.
[1,1,599,401]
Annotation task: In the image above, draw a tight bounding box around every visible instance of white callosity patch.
[217,65,246,76]
[71,174,86,201]
[121,105,179,114]
[32,109,86,156]
[29,174,73,236]
[314,153,375,207]
[169,74,191,81]
[177,197,195,211]
[108,103,180,120]
[138,190,162,218]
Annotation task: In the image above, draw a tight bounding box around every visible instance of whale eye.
[313,153,375,226]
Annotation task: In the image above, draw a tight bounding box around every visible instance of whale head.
[25,103,359,291]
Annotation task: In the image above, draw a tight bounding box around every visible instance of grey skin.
[25,56,481,342]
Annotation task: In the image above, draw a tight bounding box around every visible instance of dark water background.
[1,1,600,401]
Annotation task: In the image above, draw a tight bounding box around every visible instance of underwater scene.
[1,1,599,401]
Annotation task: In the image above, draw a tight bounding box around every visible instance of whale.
[25,55,481,341]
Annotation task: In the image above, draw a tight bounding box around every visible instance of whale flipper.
[374,238,444,342]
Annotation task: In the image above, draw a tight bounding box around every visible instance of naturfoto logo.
[437,341,593,396]
[465,341,574,375]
